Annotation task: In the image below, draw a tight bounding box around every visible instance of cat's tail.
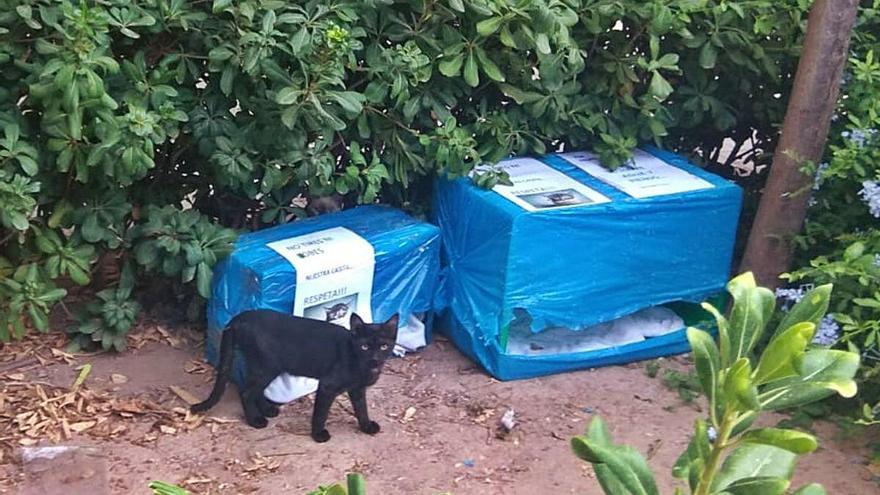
[190,323,236,413]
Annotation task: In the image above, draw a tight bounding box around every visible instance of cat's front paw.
[246,416,268,429]
[311,429,331,443]
[359,421,380,435]
[258,400,280,418]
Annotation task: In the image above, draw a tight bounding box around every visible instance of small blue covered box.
[433,147,742,380]
[206,205,441,381]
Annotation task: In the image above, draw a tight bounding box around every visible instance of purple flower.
[775,287,806,304]
[812,316,840,346]
[775,286,812,310]
[812,162,829,191]
[842,129,878,148]
[859,180,880,218]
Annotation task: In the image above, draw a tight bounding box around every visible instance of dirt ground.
[1,325,878,495]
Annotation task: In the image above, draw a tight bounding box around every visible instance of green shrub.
[0,0,809,343]
[572,273,861,495]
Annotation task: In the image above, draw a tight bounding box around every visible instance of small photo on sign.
[304,294,359,327]
[516,188,593,209]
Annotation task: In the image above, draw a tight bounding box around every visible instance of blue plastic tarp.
[432,147,742,379]
[205,205,441,379]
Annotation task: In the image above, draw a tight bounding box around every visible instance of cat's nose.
[368,359,379,368]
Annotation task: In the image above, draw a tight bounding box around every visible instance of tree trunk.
[739,0,860,288]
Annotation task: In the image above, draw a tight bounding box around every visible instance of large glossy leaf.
[725,357,759,411]
[759,349,859,410]
[722,476,789,495]
[571,417,659,495]
[346,473,365,495]
[687,327,720,411]
[712,444,796,492]
[463,52,479,87]
[672,419,711,482]
[726,273,769,361]
[753,322,814,385]
[701,301,731,367]
[476,16,505,37]
[773,285,832,339]
[740,428,817,454]
[791,483,827,495]
[730,411,757,436]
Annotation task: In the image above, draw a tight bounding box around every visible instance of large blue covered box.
[433,147,742,380]
[206,205,441,381]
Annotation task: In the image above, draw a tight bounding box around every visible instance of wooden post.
[739,0,860,288]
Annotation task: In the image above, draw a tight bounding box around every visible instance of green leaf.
[686,327,720,411]
[753,322,814,385]
[672,419,711,481]
[727,272,774,361]
[535,33,551,54]
[448,0,465,12]
[740,428,817,454]
[791,483,827,495]
[17,155,38,176]
[262,10,276,34]
[220,66,235,96]
[67,263,91,286]
[656,53,680,69]
[463,52,479,87]
[16,5,32,20]
[649,72,673,100]
[208,47,234,63]
[475,47,505,82]
[81,214,104,242]
[701,301,731,367]
[499,84,543,104]
[843,241,864,260]
[725,357,759,410]
[439,54,465,77]
[699,43,717,69]
[328,91,364,115]
[712,444,796,492]
[759,349,860,410]
[212,0,232,13]
[28,305,49,332]
[40,288,68,302]
[276,87,300,105]
[346,473,366,495]
[722,476,789,495]
[773,284,831,339]
[476,16,505,37]
[572,417,659,495]
[196,262,212,298]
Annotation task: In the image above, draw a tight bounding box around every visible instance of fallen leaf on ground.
[69,420,96,433]
[110,373,129,384]
[402,406,416,423]
[170,385,200,405]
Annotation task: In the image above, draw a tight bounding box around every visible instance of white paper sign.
[262,227,375,403]
[558,149,714,199]
[478,157,610,211]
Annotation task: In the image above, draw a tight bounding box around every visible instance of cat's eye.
[380,344,389,351]
[361,344,369,351]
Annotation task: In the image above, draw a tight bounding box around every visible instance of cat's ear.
[350,312,365,330]
[382,314,400,339]
[385,313,400,329]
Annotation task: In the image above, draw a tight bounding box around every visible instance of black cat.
[191,310,398,443]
